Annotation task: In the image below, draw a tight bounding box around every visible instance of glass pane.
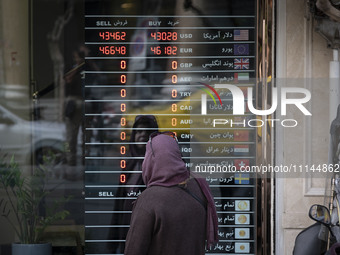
[84,0,257,254]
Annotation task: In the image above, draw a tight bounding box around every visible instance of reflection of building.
[0,0,338,254]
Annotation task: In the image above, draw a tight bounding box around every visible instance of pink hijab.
[142,134,218,247]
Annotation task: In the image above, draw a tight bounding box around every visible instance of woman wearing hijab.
[124,132,218,255]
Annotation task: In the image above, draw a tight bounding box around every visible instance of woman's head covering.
[142,134,218,247]
[142,134,189,186]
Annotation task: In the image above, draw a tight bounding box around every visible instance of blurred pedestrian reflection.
[109,115,158,253]
[64,47,85,171]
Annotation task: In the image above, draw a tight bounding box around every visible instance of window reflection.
[0,0,262,254]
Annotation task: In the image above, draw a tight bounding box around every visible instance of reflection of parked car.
[0,104,66,166]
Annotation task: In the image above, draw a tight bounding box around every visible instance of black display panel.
[85,1,257,254]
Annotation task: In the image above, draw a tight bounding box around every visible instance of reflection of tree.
[47,1,74,121]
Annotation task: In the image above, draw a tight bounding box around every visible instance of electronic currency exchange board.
[85,1,257,254]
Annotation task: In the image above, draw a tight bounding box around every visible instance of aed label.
[179,77,192,82]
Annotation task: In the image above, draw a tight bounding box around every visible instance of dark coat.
[124,178,207,255]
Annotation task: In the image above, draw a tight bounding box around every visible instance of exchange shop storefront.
[0,0,276,254]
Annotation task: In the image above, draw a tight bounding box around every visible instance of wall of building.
[0,0,29,98]
[0,0,30,245]
[276,0,334,254]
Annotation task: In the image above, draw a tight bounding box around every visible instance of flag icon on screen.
[235,228,250,239]
[234,130,249,141]
[234,58,249,70]
[234,44,249,55]
[235,242,250,253]
[234,73,249,83]
[234,29,249,41]
[234,145,249,155]
[234,173,250,184]
[234,159,249,170]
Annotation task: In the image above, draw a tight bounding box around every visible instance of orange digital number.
[172,118,177,126]
[121,103,126,112]
[120,174,126,183]
[120,160,126,168]
[121,60,126,69]
[171,75,177,84]
[120,146,126,155]
[172,104,177,112]
[172,61,178,70]
[121,74,126,84]
[172,89,177,98]
[121,117,126,126]
[120,131,126,140]
[121,89,126,97]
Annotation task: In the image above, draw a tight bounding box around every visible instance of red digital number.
[171,32,178,40]
[120,131,126,140]
[120,160,126,169]
[120,146,126,155]
[172,118,177,126]
[99,31,126,41]
[116,32,126,40]
[120,46,126,55]
[171,75,177,84]
[150,46,161,55]
[150,46,177,55]
[121,75,127,84]
[172,104,177,112]
[150,32,177,41]
[172,61,178,70]
[120,60,126,69]
[121,89,126,97]
[120,174,126,183]
[99,32,106,40]
[121,118,126,126]
[121,103,126,112]
[150,32,157,40]
[164,46,177,55]
[99,46,126,55]
[172,89,177,98]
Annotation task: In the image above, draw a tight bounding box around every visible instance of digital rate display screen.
[84,0,257,254]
